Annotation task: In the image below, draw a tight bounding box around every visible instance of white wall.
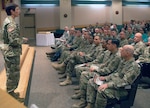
[29,5,111,28]
[21,5,150,29]
[112,0,122,25]
[36,7,60,28]
[72,6,111,26]
[123,6,150,22]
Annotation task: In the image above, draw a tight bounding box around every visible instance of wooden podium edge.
[24,50,36,106]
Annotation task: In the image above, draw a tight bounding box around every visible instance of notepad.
[76,64,86,68]
[90,64,99,70]
[93,73,103,85]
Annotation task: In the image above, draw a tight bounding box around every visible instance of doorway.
[21,13,36,46]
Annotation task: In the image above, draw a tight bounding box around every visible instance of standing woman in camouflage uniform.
[2,3,24,102]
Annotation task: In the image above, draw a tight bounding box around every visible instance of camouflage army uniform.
[2,16,22,95]
[86,58,140,108]
[65,44,102,78]
[55,34,75,52]
[92,51,121,76]
[132,41,145,60]
[78,50,121,105]
[58,35,83,63]
[55,30,70,47]
[75,50,110,80]
[62,37,92,64]
[93,33,101,37]
[137,46,150,63]
[137,46,150,77]
[119,38,129,47]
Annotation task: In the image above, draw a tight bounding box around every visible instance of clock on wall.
[2,0,13,9]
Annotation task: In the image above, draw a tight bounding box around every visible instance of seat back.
[140,63,150,77]
[106,72,141,108]
[127,72,142,106]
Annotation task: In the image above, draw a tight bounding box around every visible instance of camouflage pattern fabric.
[86,58,140,108]
[2,16,22,97]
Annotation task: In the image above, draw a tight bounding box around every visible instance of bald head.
[121,45,134,59]
[123,45,134,55]
[135,33,142,37]
[134,32,142,42]
[64,26,69,31]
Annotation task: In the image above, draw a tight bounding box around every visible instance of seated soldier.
[52,26,70,49]
[136,37,150,88]
[46,26,70,56]
[131,32,145,60]
[136,37,150,65]
[118,31,129,47]
[72,45,140,108]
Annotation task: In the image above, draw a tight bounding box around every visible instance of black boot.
[9,91,24,103]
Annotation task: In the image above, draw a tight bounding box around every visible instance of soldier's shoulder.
[7,23,16,32]
[132,61,140,71]
[116,50,121,57]
[139,41,146,46]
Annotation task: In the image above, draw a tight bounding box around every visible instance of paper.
[76,64,86,68]
[55,38,66,42]
[90,64,99,70]
[93,73,103,85]
[95,77,103,85]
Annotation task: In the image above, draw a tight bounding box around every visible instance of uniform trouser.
[75,66,90,81]
[59,50,70,63]
[75,62,99,81]
[65,55,87,77]
[80,71,94,100]
[64,51,77,64]
[4,56,20,94]
[87,79,128,108]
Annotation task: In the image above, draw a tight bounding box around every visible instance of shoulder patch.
[7,23,15,32]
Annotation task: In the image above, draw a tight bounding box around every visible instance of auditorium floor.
[0,41,150,108]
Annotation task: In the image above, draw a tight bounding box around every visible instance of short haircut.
[124,45,134,55]
[109,38,120,48]
[76,29,81,32]
[125,47,134,55]
[5,3,18,16]
[103,38,109,43]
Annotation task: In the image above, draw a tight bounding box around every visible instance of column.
[59,0,72,29]
[111,0,122,25]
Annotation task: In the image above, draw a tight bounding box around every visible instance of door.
[22,14,36,40]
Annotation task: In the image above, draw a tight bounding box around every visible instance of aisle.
[27,47,78,108]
